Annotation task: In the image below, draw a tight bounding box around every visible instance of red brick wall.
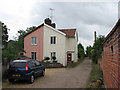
[118,28,120,88]
[103,20,120,88]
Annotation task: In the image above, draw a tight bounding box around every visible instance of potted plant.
[52,56,57,63]
[44,57,50,63]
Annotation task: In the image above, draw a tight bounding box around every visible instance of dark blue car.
[8,59,45,83]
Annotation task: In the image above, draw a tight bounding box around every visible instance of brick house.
[102,19,120,88]
[24,18,78,66]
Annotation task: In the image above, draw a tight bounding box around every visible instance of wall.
[65,32,78,63]
[24,26,44,61]
[43,25,66,66]
[102,19,120,88]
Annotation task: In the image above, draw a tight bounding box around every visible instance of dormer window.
[32,37,37,45]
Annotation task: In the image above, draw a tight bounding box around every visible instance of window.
[31,52,36,60]
[19,52,24,56]
[51,52,56,60]
[50,36,56,44]
[35,60,41,66]
[29,61,36,68]
[32,37,37,45]
[11,62,26,68]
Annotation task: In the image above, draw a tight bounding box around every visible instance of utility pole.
[49,8,54,21]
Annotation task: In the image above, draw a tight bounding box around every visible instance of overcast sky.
[0,0,119,49]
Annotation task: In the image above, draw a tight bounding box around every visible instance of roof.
[24,23,76,38]
[103,19,120,44]
[13,60,30,62]
[58,29,76,37]
[44,24,66,36]
[24,24,44,37]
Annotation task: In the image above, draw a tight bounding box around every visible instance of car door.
[35,60,43,76]
[30,60,38,77]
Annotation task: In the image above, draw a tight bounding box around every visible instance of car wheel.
[29,75,34,84]
[8,79,14,83]
[41,70,45,76]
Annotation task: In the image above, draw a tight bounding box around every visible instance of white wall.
[43,25,66,66]
[65,37,78,63]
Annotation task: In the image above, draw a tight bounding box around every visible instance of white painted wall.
[43,25,66,66]
[65,36,78,63]
[43,24,78,66]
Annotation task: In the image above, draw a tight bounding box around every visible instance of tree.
[17,30,26,51]
[1,22,9,64]
[17,26,36,51]
[78,43,85,59]
[92,35,105,64]
[26,26,36,33]
[86,45,93,58]
[1,22,9,49]
[2,26,37,64]
[86,35,105,64]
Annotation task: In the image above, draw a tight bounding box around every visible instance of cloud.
[0,1,118,49]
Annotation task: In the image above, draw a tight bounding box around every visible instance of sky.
[0,0,119,49]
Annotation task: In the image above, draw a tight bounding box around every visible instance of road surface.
[3,57,92,88]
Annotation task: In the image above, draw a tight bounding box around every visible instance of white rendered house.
[24,18,78,66]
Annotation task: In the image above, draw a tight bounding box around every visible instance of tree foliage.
[86,35,105,64]
[86,45,93,58]
[78,43,85,59]
[2,26,36,63]
[26,26,36,33]
[2,22,9,49]
[17,26,36,51]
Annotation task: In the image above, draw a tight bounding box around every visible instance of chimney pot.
[44,18,51,25]
[51,23,56,28]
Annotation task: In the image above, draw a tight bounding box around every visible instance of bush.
[78,43,85,59]
[52,56,56,61]
[44,57,50,60]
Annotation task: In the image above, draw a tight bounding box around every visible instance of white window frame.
[50,36,56,44]
[32,37,37,45]
[51,52,56,60]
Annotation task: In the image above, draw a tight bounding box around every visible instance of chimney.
[51,23,56,28]
[44,18,56,28]
[94,31,96,42]
[44,18,51,25]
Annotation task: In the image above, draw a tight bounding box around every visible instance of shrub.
[44,57,50,60]
[52,56,56,61]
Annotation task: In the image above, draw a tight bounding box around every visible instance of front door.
[67,53,72,66]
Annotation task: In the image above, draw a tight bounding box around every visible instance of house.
[24,18,78,66]
[102,19,120,88]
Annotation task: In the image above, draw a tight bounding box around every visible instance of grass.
[68,58,84,68]
[86,63,105,89]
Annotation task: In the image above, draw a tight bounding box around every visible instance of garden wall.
[102,19,120,88]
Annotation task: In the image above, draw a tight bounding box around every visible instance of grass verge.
[86,63,105,89]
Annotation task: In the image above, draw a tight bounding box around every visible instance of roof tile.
[58,29,76,37]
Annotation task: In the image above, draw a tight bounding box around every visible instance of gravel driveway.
[3,57,92,88]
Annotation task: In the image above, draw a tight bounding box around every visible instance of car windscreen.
[11,62,26,68]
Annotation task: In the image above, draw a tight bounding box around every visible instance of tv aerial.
[49,8,55,20]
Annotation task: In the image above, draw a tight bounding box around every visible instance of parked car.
[8,59,45,83]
